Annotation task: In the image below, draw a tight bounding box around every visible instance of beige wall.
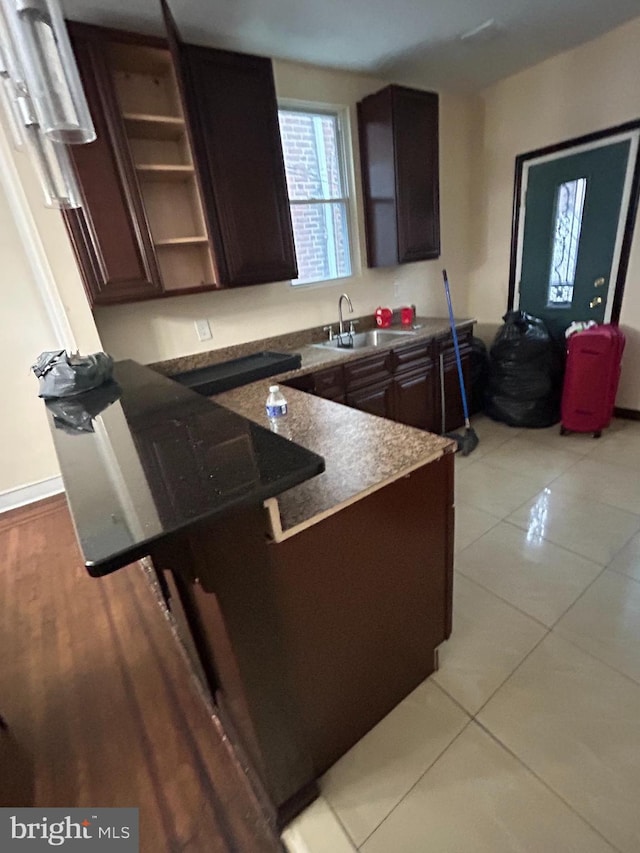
[95,60,477,364]
[468,15,640,409]
[0,121,102,501]
[0,148,58,495]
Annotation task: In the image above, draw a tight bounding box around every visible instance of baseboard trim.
[615,407,640,421]
[0,476,64,515]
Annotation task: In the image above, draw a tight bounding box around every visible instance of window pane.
[291,202,351,284]
[278,110,344,201]
[547,177,587,307]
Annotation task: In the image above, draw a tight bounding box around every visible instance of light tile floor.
[282,415,640,853]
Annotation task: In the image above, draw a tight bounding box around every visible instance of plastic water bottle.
[266,385,288,423]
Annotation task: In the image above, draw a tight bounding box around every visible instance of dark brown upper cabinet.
[65,17,296,307]
[357,85,440,268]
[64,26,164,306]
[163,0,297,286]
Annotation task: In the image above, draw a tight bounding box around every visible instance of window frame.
[277,101,355,287]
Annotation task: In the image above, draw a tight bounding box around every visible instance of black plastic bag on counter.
[32,350,114,399]
[46,381,122,434]
[486,311,564,428]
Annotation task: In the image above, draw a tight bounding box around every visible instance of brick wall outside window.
[278,110,351,284]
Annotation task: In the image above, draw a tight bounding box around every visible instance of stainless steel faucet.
[338,293,353,336]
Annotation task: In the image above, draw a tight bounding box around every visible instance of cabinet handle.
[590,296,603,309]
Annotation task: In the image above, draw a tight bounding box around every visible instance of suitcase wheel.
[560,425,568,436]
[593,431,602,439]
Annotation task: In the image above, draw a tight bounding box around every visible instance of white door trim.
[0,123,77,351]
[513,129,640,322]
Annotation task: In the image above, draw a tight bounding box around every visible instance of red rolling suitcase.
[560,324,625,437]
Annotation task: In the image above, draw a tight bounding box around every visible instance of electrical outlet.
[393,281,401,299]
[195,318,212,341]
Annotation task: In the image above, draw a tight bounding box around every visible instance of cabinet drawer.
[392,339,431,370]
[344,352,392,390]
[313,365,345,397]
[283,372,315,393]
[438,332,472,367]
[438,327,472,352]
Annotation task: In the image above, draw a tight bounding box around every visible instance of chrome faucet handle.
[348,319,359,333]
[323,325,335,341]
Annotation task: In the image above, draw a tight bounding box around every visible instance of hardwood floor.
[0,495,282,852]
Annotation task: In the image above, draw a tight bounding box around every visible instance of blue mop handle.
[442,269,470,424]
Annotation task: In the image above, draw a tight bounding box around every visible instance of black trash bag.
[486,311,564,428]
[32,350,114,399]
[46,381,122,434]
[469,336,489,415]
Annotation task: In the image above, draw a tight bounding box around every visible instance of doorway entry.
[509,124,640,338]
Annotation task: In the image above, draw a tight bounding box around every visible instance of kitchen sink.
[313,329,418,350]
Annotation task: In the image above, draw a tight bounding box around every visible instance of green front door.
[518,140,632,337]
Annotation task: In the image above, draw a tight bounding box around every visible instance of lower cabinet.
[150,453,454,825]
[285,327,472,433]
[436,328,473,433]
[393,361,437,431]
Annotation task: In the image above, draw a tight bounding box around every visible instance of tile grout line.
[470,629,551,720]
[321,797,358,852]
[473,719,626,853]
[455,440,640,572]
[453,510,504,557]
[453,567,553,630]
[499,516,617,569]
[550,627,640,693]
[354,714,475,849]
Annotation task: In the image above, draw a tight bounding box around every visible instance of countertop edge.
[263,446,449,543]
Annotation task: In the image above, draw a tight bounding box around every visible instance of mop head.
[444,426,479,456]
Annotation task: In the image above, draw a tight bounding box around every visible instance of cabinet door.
[393,362,437,432]
[163,3,297,287]
[64,25,162,306]
[346,381,392,419]
[358,84,440,267]
[393,86,440,263]
[312,365,345,402]
[437,330,472,433]
[357,87,398,268]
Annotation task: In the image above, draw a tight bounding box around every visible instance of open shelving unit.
[109,43,215,291]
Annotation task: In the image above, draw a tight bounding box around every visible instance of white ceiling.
[62,0,640,91]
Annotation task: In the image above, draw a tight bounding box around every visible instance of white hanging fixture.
[0,0,94,208]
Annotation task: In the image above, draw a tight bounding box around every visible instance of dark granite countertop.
[45,361,324,576]
[147,317,470,540]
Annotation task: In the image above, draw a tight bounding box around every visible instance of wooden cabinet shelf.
[123,112,185,140]
[154,236,208,247]
[136,164,195,181]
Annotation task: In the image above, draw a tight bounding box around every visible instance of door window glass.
[547,177,587,306]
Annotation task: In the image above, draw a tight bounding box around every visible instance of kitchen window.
[278,106,352,285]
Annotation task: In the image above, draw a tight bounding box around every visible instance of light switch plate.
[195,318,212,341]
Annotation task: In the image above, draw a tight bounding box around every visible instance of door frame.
[508,120,640,323]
